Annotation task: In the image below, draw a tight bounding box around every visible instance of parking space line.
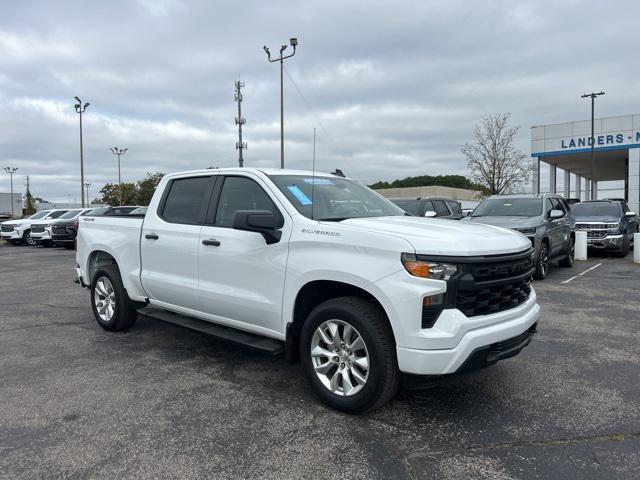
[561,262,604,284]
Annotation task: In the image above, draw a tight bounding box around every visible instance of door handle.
[145,233,159,240]
[202,238,221,246]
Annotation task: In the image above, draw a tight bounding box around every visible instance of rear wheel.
[90,264,138,331]
[613,236,630,258]
[300,297,399,413]
[534,242,549,280]
[559,237,575,268]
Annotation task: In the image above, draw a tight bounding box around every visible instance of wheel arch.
[284,280,392,364]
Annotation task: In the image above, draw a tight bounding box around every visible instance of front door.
[197,174,290,335]
[140,174,215,311]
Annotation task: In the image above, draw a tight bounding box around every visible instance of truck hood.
[336,216,531,256]
[573,215,619,223]
[463,216,541,229]
[1,219,27,227]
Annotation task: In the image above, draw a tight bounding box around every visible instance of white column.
[575,174,582,200]
[629,148,640,214]
[592,181,598,200]
[564,170,571,198]
[549,164,557,194]
[531,157,540,194]
[584,179,591,200]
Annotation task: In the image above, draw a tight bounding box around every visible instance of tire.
[559,236,575,268]
[613,236,630,258]
[22,230,36,246]
[534,242,549,280]
[90,264,138,331]
[300,297,400,413]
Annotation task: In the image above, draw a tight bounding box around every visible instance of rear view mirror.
[549,209,564,219]
[233,210,283,244]
[424,211,437,218]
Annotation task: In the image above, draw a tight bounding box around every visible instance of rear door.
[140,174,215,311]
[196,174,290,335]
[445,200,463,219]
[547,198,566,255]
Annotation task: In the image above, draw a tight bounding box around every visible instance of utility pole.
[581,91,605,200]
[263,37,299,169]
[74,97,90,207]
[3,167,18,218]
[234,81,247,167]
[109,147,127,205]
[84,183,91,206]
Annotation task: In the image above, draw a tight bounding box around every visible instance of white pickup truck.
[75,168,539,412]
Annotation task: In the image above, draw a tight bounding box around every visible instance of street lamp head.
[84,102,90,108]
[290,37,298,47]
[74,104,81,111]
[74,96,81,102]
[597,91,605,96]
[123,148,128,153]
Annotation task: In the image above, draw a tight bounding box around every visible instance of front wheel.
[534,242,549,280]
[90,264,138,331]
[22,230,36,246]
[300,297,400,413]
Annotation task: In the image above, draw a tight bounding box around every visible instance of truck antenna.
[311,127,316,220]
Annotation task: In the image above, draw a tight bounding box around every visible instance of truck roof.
[166,167,341,178]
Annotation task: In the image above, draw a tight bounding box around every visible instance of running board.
[137,306,284,356]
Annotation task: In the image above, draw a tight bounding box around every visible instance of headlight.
[514,227,537,236]
[605,223,620,233]
[401,253,459,280]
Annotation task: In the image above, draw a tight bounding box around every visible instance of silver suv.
[463,194,575,280]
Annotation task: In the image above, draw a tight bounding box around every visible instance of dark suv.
[389,197,464,219]
[464,194,575,280]
[572,200,638,257]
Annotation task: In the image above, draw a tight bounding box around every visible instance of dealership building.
[531,113,640,213]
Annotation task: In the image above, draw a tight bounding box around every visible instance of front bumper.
[1,230,21,240]
[31,229,52,241]
[587,234,624,250]
[396,296,539,375]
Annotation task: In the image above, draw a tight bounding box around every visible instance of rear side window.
[214,176,277,227]
[390,199,421,216]
[432,200,450,217]
[422,200,435,214]
[161,176,212,224]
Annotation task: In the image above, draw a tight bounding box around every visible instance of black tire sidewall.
[300,299,393,413]
[90,266,134,331]
[535,243,549,279]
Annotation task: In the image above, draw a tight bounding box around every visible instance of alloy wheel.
[94,277,116,322]
[310,319,370,397]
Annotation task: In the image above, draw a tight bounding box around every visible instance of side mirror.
[549,209,564,219]
[424,211,437,218]
[625,211,637,217]
[233,210,283,244]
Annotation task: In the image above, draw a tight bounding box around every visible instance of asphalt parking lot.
[1,243,639,479]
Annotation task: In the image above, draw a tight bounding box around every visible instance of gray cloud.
[0,0,637,201]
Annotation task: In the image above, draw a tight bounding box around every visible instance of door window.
[550,198,566,216]
[214,176,278,227]
[432,200,450,217]
[160,176,212,224]
[446,200,462,215]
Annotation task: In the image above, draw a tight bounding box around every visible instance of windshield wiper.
[316,217,349,222]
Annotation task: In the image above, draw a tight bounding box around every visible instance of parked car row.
[0,206,145,247]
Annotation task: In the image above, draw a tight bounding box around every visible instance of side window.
[432,200,450,217]
[446,200,462,215]
[550,198,565,215]
[422,200,435,214]
[545,198,554,215]
[214,176,277,227]
[160,176,212,224]
[622,202,629,213]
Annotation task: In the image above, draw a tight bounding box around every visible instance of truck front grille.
[31,225,45,233]
[587,230,607,239]
[52,226,69,235]
[456,278,532,317]
[1,224,14,232]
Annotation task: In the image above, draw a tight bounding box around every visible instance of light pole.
[3,167,18,218]
[263,37,298,169]
[74,97,90,207]
[581,91,605,200]
[84,183,91,206]
[109,147,127,205]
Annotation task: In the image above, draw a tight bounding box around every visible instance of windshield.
[472,198,543,217]
[30,210,49,219]
[47,210,69,219]
[390,199,420,216]
[268,175,405,220]
[59,209,83,219]
[572,202,620,217]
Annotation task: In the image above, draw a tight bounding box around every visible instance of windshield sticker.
[287,185,312,205]
[303,178,334,185]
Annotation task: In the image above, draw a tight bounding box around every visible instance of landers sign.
[561,131,640,149]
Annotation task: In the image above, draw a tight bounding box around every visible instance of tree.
[99,182,138,206]
[462,113,531,195]
[137,172,165,205]
[369,174,484,191]
[24,186,36,216]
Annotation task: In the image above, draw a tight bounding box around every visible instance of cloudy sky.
[1,0,637,202]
